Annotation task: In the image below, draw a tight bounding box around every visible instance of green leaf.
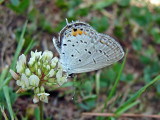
[10,0,19,6]
[54,20,67,32]
[93,0,116,10]
[78,99,96,110]
[7,0,30,14]
[132,37,142,51]
[114,25,123,39]
[55,0,69,10]
[75,8,88,17]
[117,0,130,7]
[130,6,152,26]
[150,27,160,44]
[90,16,109,32]
[28,8,39,22]
[0,0,4,4]
[34,107,40,120]
[140,55,151,65]
[39,15,54,33]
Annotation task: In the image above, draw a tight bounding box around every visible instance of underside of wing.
[68,33,124,74]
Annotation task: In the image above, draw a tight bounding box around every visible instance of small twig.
[82,112,160,119]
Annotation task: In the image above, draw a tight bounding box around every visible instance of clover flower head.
[10,50,68,104]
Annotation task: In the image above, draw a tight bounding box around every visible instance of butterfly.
[53,19,124,74]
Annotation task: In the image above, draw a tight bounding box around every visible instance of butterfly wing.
[68,33,124,73]
[53,21,124,74]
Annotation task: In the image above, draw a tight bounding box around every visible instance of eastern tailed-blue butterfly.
[53,19,124,74]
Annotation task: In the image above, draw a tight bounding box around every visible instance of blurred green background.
[0,0,160,119]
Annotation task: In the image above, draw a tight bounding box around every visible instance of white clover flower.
[28,56,36,66]
[40,86,45,92]
[34,87,40,94]
[51,57,59,68]
[18,54,26,64]
[56,69,62,79]
[51,62,56,68]
[37,69,41,77]
[25,68,31,77]
[46,65,50,71]
[29,74,40,87]
[12,50,69,104]
[57,76,67,86]
[31,50,42,59]
[16,54,26,74]
[9,69,20,80]
[16,61,24,74]
[38,61,41,66]
[33,95,39,103]
[21,73,29,89]
[58,62,63,69]
[56,69,67,86]
[42,50,53,61]
[52,57,58,63]
[16,80,22,86]
[48,69,55,77]
[37,93,50,103]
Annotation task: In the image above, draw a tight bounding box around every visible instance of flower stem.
[40,101,44,120]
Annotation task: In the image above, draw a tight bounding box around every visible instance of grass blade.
[101,49,128,113]
[0,20,28,90]
[115,100,139,116]
[9,20,28,72]
[0,66,9,83]
[3,86,14,120]
[24,39,38,55]
[96,70,101,95]
[115,74,160,115]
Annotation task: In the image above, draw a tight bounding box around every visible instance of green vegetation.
[0,0,160,119]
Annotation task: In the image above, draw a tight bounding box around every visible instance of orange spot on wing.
[100,40,105,44]
[72,29,77,36]
[84,32,87,35]
[78,29,83,35]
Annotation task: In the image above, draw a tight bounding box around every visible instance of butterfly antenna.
[65,18,69,25]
